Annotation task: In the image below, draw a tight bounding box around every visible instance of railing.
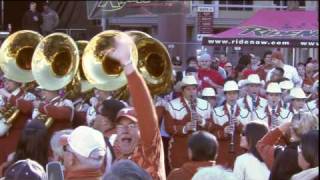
[56,28,87,40]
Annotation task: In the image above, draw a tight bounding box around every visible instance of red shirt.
[198,68,224,90]
[242,69,256,79]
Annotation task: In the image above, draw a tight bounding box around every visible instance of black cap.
[4,159,46,180]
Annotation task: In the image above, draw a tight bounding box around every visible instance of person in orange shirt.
[106,33,165,180]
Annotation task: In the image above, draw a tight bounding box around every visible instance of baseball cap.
[115,107,138,123]
[60,126,106,158]
[4,159,46,180]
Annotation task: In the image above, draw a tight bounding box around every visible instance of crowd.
[0,7,319,180]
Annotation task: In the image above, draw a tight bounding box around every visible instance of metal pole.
[292,48,296,66]
[101,8,107,31]
[1,0,4,28]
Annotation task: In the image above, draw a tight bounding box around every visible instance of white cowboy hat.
[279,80,294,90]
[202,87,216,97]
[180,75,198,90]
[266,82,281,94]
[223,80,239,92]
[289,87,307,99]
[246,74,262,85]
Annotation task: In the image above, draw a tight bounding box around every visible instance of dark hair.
[100,99,126,122]
[188,131,218,161]
[186,56,197,66]
[300,130,319,168]
[238,54,251,67]
[13,120,49,168]
[260,50,272,65]
[274,67,284,76]
[103,160,152,180]
[185,66,198,73]
[305,57,313,65]
[244,122,268,162]
[297,62,305,67]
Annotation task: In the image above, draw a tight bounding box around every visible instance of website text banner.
[202,37,319,48]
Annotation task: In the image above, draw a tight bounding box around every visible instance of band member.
[72,87,93,128]
[253,82,292,129]
[32,86,74,137]
[201,87,217,108]
[164,75,213,169]
[288,88,308,114]
[0,76,37,164]
[86,88,112,126]
[237,74,267,113]
[212,80,251,168]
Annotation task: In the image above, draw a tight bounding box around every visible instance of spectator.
[3,159,46,180]
[186,56,199,70]
[210,57,227,79]
[106,34,166,180]
[224,62,236,80]
[279,79,294,107]
[168,131,218,180]
[50,129,73,162]
[60,126,107,180]
[296,62,305,80]
[92,99,125,138]
[22,1,42,32]
[219,53,229,68]
[302,62,316,95]
[266,51,302,87]
[13,120,48,166]
[237,54,255,79]
[197,53,224,90]
[306,80,319,116]
[291,130,319,180]
[250,53,260,71]
[103,160,152,180]
[233,121,270,180]
[256,50,273,81]
[192,165,237,180]
[270,67,285,83]
[41,2,59,35]
[257,112,318,180]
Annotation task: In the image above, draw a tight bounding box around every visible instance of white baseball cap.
[180,75,198,89]
[198,53,211,61]
[223,80,239,92]
[246,74,262,85]
[290,87,307,99]
[61,126,106,158]
[266,82,281,94]
[202,87,216,97]
[279,80,294,90]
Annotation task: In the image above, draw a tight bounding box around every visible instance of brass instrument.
[0,30,43,82]
[82,30,138,92]
[31,32,79,128]
[0,30,42,136]
[229,103,236,153]
[82,30,172,100]
[126,30,173,97]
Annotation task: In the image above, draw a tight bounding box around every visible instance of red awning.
[202,9,319,48]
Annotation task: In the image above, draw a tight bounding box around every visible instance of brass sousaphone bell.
[82,30,138,92]
[32,32,79,127]
[0,30,43,136]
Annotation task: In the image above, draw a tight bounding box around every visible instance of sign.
[197,6,214,41]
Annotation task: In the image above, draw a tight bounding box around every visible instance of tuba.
[0,30,43,136]
[31,32,79,128]
[82,30,138,92]
[126,30,173,97]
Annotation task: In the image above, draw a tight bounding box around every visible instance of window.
[219,0,253,11]
[273,0,305,10]
[204,0,213,4]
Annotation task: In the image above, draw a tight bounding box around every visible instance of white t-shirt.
[266,64,302,87]
[233,153,270,180]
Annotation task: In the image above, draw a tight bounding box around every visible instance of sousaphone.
[82,30,138,91]
[32,33,79,91]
